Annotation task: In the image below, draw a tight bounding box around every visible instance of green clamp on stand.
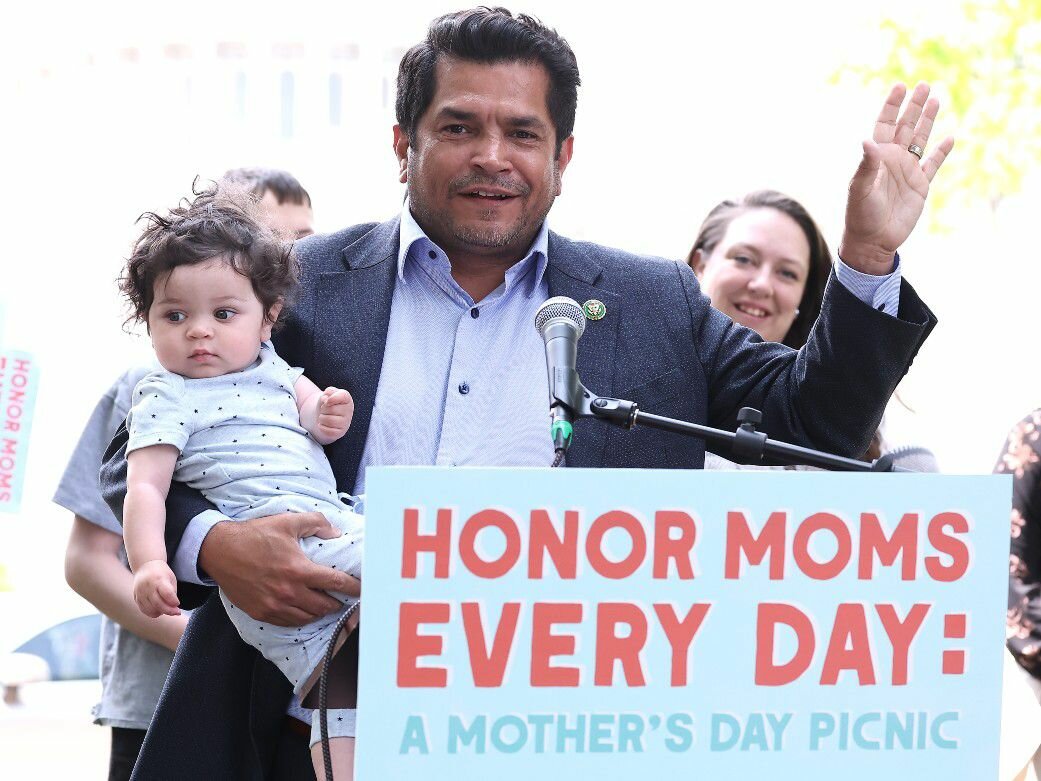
[551,419,573,451]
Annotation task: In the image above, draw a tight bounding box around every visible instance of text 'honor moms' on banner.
[0,351,39,513]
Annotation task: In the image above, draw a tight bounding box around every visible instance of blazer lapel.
[546,232,621,469]
[312,218,399,489]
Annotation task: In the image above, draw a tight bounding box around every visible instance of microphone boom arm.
[571,387,904,473]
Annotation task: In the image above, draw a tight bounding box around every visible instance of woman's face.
[693,207,811,344]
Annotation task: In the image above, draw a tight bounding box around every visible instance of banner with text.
[357,467,1010,780]
[0,350,39,513]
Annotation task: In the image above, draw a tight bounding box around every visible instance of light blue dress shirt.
[172,204,901,582]
[351,204,555,494]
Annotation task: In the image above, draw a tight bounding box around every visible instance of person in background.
[687,190,829,351]
[58,364,181,781]
[57,166,316,781]
[687,189,938,471]
[997,411,1041,680]
[223,167,315,240]
[995,411,1041,780]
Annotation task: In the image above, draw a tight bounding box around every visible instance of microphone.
[534,296,586,452]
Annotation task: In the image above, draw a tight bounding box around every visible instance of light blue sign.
[357,467,1010,780]
[0,350,39,513]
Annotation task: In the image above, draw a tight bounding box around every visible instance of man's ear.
[262,299,284,340]
[690,249,710,277]
[393,125,410,184]
[553,135,575,196]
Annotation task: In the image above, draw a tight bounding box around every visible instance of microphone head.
[535,296,586,338]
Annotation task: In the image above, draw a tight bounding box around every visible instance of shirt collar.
[397,200,549,297]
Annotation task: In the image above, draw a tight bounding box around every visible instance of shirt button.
[458,382,470,395]
[470,308,480,319]
[428,250,437,260]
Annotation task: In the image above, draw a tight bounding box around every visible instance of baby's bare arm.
[125,445,182,617]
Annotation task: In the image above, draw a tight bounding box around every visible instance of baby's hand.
[316,387,355,442]
[133,560,181,618]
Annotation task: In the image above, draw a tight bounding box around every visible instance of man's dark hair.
[221,167,312,208]
[396,7,580,155]
[120,181,299,330]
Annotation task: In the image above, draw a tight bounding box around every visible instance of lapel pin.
[583,299,606,321]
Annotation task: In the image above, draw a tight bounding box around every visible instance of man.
[103,9,948,779]
[59,167,315,781]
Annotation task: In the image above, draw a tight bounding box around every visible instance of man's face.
[394,58,573,263]
[258,190,314,240]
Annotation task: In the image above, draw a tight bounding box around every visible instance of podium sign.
[357,467,1010,780]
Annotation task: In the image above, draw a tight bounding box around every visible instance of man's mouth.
[734,303,770,318]
[461,188,517,200]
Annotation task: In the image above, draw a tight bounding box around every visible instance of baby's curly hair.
[120,181,299,330]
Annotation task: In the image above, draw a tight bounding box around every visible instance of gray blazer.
[105,217,935,779]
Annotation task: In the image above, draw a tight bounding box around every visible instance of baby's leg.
[310,736,354,781]
[219,592,358,694]
[297,605,360,699]
[299,507,365,780]
[300,511,364,603]
[310,707,355,781]
[295,507,363,697]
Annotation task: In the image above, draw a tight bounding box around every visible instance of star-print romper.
[125,342,364,694]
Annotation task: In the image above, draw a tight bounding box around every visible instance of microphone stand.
[556,381,907,473]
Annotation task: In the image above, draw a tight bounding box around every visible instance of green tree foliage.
[836,0,1041,216]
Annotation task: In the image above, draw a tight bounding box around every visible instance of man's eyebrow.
[436,107,479,122]
[509,115,549,130]
[434,107,549,130]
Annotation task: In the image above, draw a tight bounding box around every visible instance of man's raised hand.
[839,82,955,275]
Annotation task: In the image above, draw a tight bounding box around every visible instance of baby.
[119,184,361,777]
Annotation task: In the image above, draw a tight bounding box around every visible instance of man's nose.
[471,132,510,173]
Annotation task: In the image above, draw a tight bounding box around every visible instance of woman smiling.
[687,190,831,350]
